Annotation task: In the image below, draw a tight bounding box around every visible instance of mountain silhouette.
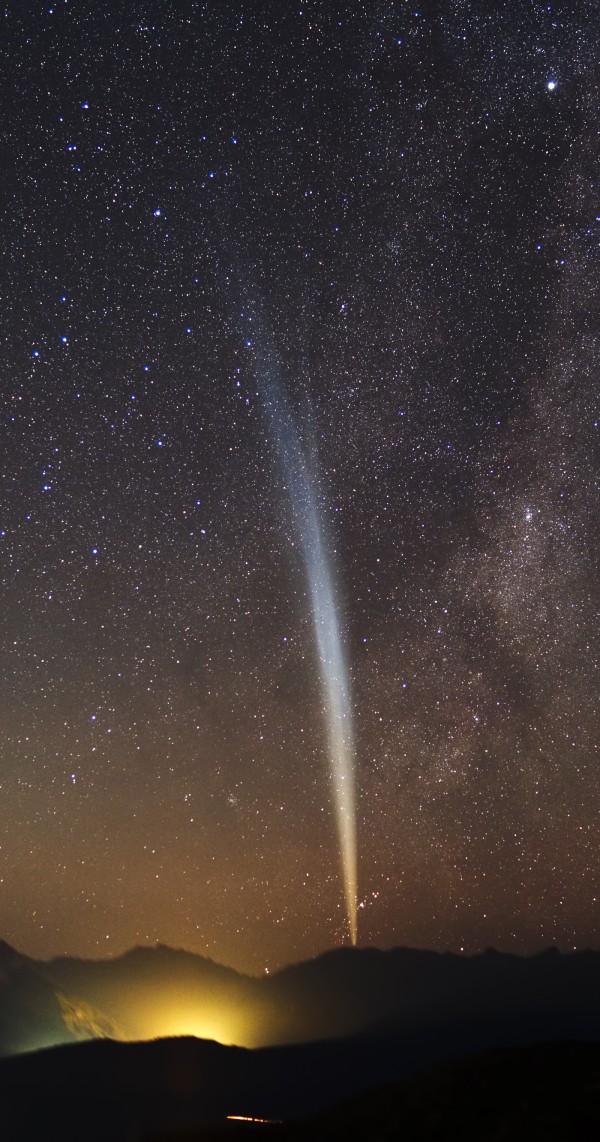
[1,941,600,1056]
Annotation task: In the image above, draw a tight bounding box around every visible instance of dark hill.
[1,1035,598,1142]
[275,1040,600,1141]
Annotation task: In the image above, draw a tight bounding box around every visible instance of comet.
[245,314,357,945]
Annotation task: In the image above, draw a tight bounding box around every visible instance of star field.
[0,0,598,973]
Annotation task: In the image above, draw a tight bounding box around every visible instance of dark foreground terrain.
[0,1036,598,1141]
[274,1041,600,1142]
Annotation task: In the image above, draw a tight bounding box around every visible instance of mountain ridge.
[1,938,599,1057]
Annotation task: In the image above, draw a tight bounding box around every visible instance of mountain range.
[1,940,599,1138]
[2,939,600,1058]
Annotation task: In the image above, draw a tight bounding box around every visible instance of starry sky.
[1,0,598,974]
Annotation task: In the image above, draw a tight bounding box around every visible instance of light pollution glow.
[59,986,260,1048]
[246,316,358,945]
[140,1000,245,1046]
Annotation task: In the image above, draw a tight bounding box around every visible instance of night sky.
[1,0,598,975]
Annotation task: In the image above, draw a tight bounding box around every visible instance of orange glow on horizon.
[129,994,258,1047]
